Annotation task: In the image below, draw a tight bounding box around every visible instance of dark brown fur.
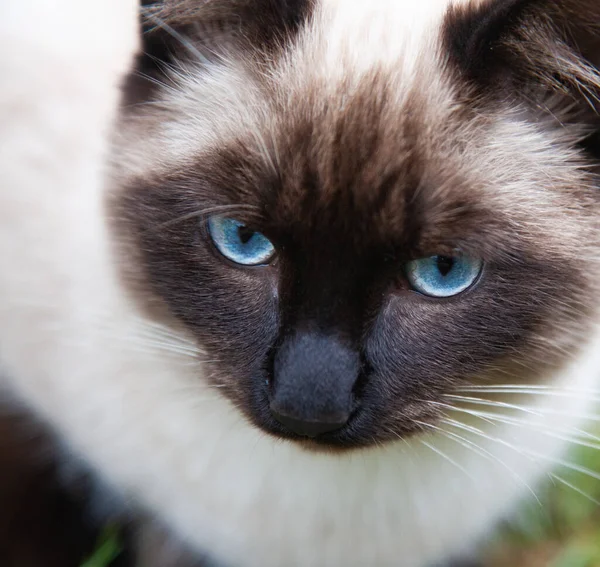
[0,407,100,567]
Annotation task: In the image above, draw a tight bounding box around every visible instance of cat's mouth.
[264,407,371,452]
[263,404,435,452]
[268,393,363,448]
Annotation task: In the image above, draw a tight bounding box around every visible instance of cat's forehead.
[116,0,593,261]
[304,0,454,77]
[118,0,458,170]
[259,71,478,251]
[220,72,583,259]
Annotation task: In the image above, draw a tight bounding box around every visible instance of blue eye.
[207,216,275,266]
[406,255,483,297]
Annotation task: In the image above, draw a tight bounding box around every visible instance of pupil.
[237,225,255,244]
[436,256,455,276]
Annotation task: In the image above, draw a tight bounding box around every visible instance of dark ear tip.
[442,0,535,84]
[121,1,192,107]
[443,0,600,105]
[123,0,315,107]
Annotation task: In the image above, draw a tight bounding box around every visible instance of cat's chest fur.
[2,0,600,566]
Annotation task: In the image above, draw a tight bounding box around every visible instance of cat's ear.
[124,0,312,104]
[444,0,600,121]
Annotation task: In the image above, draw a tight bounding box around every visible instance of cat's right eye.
[207,216,275,266]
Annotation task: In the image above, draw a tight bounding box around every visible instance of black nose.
[270,331,359,438]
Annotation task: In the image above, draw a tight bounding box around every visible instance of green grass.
[80,525,122,567]
[485,440,600,567]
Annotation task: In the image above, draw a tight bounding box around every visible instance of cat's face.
[113,0,600,449]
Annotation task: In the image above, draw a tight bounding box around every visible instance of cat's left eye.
[207,216,275,266]
[406,255,483,297]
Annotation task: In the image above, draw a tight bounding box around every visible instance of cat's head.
[111,0,600,449]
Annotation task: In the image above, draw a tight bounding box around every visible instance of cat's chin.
[289,437,371,455]
[263,421,428,454]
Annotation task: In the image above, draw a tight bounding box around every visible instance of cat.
[1,0,600,566]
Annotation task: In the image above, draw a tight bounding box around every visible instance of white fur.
[1,1,599,567]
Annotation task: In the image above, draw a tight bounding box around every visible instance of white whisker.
[417,419,540,503]
[417,399,499,426]
[444,395,543,416]
[547,472,600,506]
[419,438,477,483]
[444,393,600,422]
[440,403,600,448]
[458,384,598,391]
[437,412,600,486]
[460,411,600,452]
[439,416,537,463]
[457,385,600,401]
[527,450,600,483]
[471,412,600,449]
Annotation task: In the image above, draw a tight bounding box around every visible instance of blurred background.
[484,436,600,567]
